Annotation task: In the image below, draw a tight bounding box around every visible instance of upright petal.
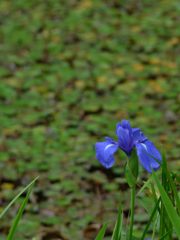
[121,119,132,131]
[95,139,118,168]
[116,126,134,155]
[136,141,162,173]
[116,120,132,134]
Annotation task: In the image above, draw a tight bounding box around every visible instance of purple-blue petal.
[116,126,134,155]
[135,141,162,173]
[104,136,116,144]
[132,128,147,143]
[121,119,132,131]
[116,120,132,134]
[95,140,118,169]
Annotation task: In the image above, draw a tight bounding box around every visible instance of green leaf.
[140,197,160,240]
[166,170,180,214]
[152,172,180,236]
[137,175,153,196]
[111,207,123,240]
[0,176,39,219]
[159,153,172,238]
[7,182,35,239]
[125,150,139,187]
[95,223,107,240]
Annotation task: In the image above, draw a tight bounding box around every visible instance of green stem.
[129,186,135,239]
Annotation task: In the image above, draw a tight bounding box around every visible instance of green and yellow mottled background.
[0,0,179,239]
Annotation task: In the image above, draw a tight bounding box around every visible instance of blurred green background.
[0,0,179,239]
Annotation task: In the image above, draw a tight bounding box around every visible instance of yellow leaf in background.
[117,82,136,92]
[6,78,20,88]
[167,37,179,46]
[1,183,14,190]
[77,0,92,10]
[0,1,10,11]
[132,63,144,72]
[42,30,50,38]
[2,126,20,137]
[32,86,49,94]
[51,35,61,43]
[75,80,85,89]
[114,68,125,77]
[115,111,127,119]
[163,61,176,69]
[159,134,168,143]
[149,80,164,93]
[81,32,96,41]
[149,58,161,65]
[149,58,177,68]
[96,76,107,84]
[131,26,141,33]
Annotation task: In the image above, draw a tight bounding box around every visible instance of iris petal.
[95,140,118,168]
[136,141,162,173]
[116,126,134,155]
[116,120,132,134]
[121,120,132,131]
[132,128,147,143]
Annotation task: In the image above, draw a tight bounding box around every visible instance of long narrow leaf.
[111,207,123,240]
[95,223,108,240]
[140,197,160,240]
[167,171,180,214]
[0,176,39,219]
[159,229,173,240]
[153,172,180,236]
[7,183,34,240]
[137,175,153,196]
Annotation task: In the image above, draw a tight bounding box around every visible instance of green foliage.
[111,207,123,240]
[140,197,160,239]
[0,0,179,238]
[0,177,38,219]
[125,150,139,187]
[7,184,34,240]
[96,155,180,240]
[153,173,180,237]
[95,224,107,240]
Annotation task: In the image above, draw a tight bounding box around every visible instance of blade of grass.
[0,176,39,219]
[159,155,167,238]
[137,175,153,196]
[128,186,135,240]
[140,197,160,240]
[95,223,107,240]
[159,229,173,240]
[152,172,180,236]
[152,211,159,240]
[166,171,180,214]
[111,207,123,240]
[160,154,173,239]
[7,183,34,240]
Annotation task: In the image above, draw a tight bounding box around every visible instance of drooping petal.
[95,140,118,168]
[132,128,147,143]
[104,136,116,143]
[116,126,134,155]
[136,141,162,173]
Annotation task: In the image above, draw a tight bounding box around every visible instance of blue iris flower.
[95,120,162,173]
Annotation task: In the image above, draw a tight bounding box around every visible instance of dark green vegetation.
[0,0,179,239]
